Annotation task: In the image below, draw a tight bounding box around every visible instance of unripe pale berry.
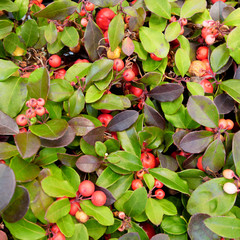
[205,34,215,45]
[223,169,235,179]
[118,211,126,219]
[75,210,89,223]
[223,182,238,194]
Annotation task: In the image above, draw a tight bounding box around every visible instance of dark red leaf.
[83,126,106,145]
[0,111,19,135]
[76,155,101,173]
[213,93,234,114]
[173,130,188,150]
[144,104,165,129]
[68,117,95,136]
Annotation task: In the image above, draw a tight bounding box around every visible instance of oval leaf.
[76,155,101,173]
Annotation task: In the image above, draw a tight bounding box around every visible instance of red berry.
[181,18,188,26]
[96,8,115,31]
[78,180,95,197]
[201,27,212,39]
[51,224,60,234]
[26,109,36,119]
[200,79,213,93]
[81,18,88,27]
[97,113,113,127]
[131,179,143,190]
[49,55,61,68]
[0,160,6,164]
[75,210,89,223]
[123,69,135,81]
[16,114,28,126]
[211,0,226,3]
[131,63,139,76]
[205,34,215,45]
[226,119,234,130]
[79,9,86,16]
[141,152,156,169]
[69,199,80,216]
[197,156,204,171]
[201,59,211,71]
[29,98,38,108]
[85,2,95,11]
[56,196,68,201]
[91,191,107,206]
[154,179,164,188]
[155,189,165,199]
[103,30,109,44]
[113,59,124,71]
[54,69,66,79]
[74,59,89,64]
[139,222,156,239]
[196,46,209,60]
[150,53,162,61]
[219,119,228,129]
[118,211,125,219]
[100,109,111,114]
[19,127,27,133]
[52,232,65,240]
[35,106,46,116]
[129,85,143,97]
[37,98,45,106]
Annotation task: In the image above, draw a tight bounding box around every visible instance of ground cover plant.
[0,0,240,239]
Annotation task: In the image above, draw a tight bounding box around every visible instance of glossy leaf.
[233,130,240,175]
[145,198,164,225]
[68,89,85,117]
[0,164,16,213]
[83,126,106,146]
[0,110,19,135]
[187,96,219,128]
[57,214,75,238]
[122,36,135,56]
[148,83,184,102]
[187,178,237,216]
[0,59,19,81]
[0,142,18,159]
[2,186,29,223]
[151,234,170,240]
[223,8,240,26]
[161,216,187,235]
[0,20,13,39]
[158,199,177,216]
[44,21,58,44]
[226,26,240,63]
[84,219,106,240]
[96,167,121,188]
[61,26,79,48]
[213,93,234,114]
[220,79,240,103]
[181,0,207,18]
[129,8,146,32]
[165,22,181,42]
[119,232,141,240]
[144,0,171,19]
[68,117,95,136]
[150,168,190,195]
[14,132,41,159]
[180,131,214,154]
[76,155,101,173]
[175,48,191,77]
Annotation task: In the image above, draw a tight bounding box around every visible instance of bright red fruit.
[85,2,95,11]
[200,79,213,93]
[96,8,115,31]
[97,113,113,127]
[91,191,107,206]
[69,199,80,216]
[211,0,226,3]
[0,160,6,164]
[226,119,234,130]
[51,224,60,234]
[54,69,66,79]
[201,27,212,39]
[35,106,46,116]
[140,222,156,239]
[131,179,143,190]
[129,85,143,97]
[218,119,228,129]
[196,46,209,60]
[123,69,135,81]
[78,180,95,197]
[150,53,162,61]
[37,98,45,106]
[26,109,36,119]
[104,30,109,44]
[197,156,204,171]
[79,9,86,16]
[49,55,61,68]
[155,189,165,199]
[29,98,38,108]
[52,232,65,240]
[74,59,89,64]
[154,179,164,188]
[16,114,28,126]
[113,59,124,71]
[131,63,139,76]
[141,152,156,169]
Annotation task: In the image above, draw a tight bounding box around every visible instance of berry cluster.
[222,169,239,195]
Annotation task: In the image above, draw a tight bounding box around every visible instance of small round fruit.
[35,106,46,116]
[81,18,88,27]
[205,34,215,45]
[197,156,204,171]
[223,169,235,179]
[140,222,156,239]
[96,8,115,31]
[16,114,28,126]
[131,63,139,76]
[37,98,45,106]
[51,224,60,234]
[123,69,135,81]
[226,119,234,130]
[107,46,121,59]
[118,211,126,219]
[97,113,113,127]
[54,69,66,79]
[52,232,65,240]
[0,160,6,164]
[218,119,228,129]
[129,85,143,97]
[140,152,156,169]
[85,2,95,11]
[154,179,164,188]
[69,199,80,216]
[181,18,188,26]
[196,46,209,60]
[79,9,86,16]
[201,27,212,39]
[211,0,226,3]
[223,182,238,194]
[78,180,95,197]
[200,79,213,93]
[131,179,143,190]
[29,98,38,108]
[103,30,109,44]
[150,53,162,61]
[136,169,146,179]
[91,191,107,206]
[113,59,124,71]
[75,210,89,223]
[69,42,81,53]
[201,59,211,71]
[155,189,165,199]
[188,60,207,77]
[49,55,61,68]
[26,109,36,119]
[74,59,89,64]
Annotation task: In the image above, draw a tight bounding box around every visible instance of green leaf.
[128,222,148,240]
[233,130,240,176]
[4,218,45,240]
[20,19,39,47]
[187,96,219,128]
[47,32,64,54]
[0,60,19,81]
[144,0,171,19]
[210,43,230,73]
[41,176,76,198]
[44,22,58,44]
[132,40,148,60]
[95,141,107,157]
[68,89,85,117]
[204,216,240,239]
[84,219,106,240]
[29,119,68,140]
[61,166,80,193]
[158,199,177,216]
[108,14,124,51]
[143,173,155,190]
[45,198,70,223]
[161,216,187,235]
[34,0,78,20]
[80,200,114,226]
[124,187,148,217]
[223,8,240,26]
[27,67,50,100]
[165,22,181,42]
[187,178,237,216]
[150,168,190,194]
[0,142,18,159]
[220,79,240,103]
[161,95,183,115]
[14,132,41,159]
[96,167,121,188]
[175,48,191,77]
[9,155,40,183]
[0,20,13,39]
[67,223,89,240]
[186,82,204,96]
[0,0,19,12]
[180,0,207,18]
[57,214,75,238]
[3,32,26,55]
[139,27,170,58]
[61,27,79,48]
[145,198,164,225]
[85,85,104,103]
